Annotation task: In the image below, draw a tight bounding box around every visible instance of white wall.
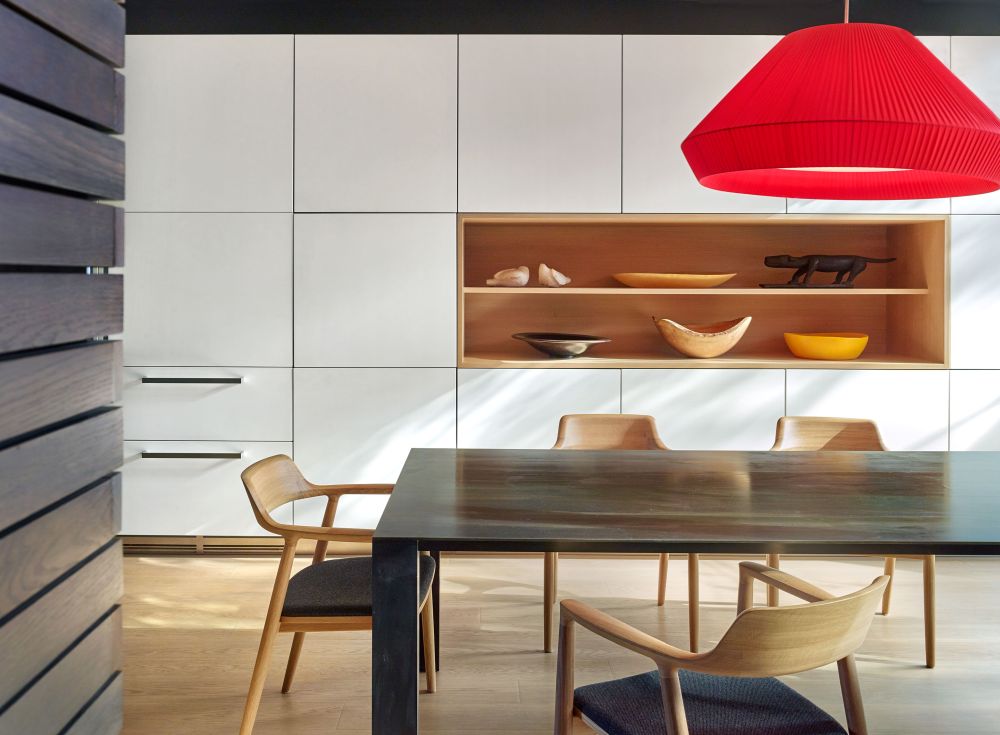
[121,33,1000,536]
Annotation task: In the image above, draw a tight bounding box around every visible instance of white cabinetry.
[294,214,456,367]
[294,35,457,212]
[951,215,1000,368]
[458,35,622,213]
[124,35,293,212]
[952,37,1000,214]
[623,35,784,214]
[621,369,785,449]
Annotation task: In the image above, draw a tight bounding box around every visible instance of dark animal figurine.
[762,254,896,288]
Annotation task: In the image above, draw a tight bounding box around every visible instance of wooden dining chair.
[557,562,889,735]
[770,416,936,668]
[548,414,692,654]
[238,455,437,735]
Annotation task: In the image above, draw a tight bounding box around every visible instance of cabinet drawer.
[123,367,291,440]
[121,441,293,536]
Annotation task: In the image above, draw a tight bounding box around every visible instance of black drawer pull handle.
[141,377,243,384]
[141,452,243,459]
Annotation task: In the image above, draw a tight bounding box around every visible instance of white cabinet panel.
[121,441,293,535]
[124,35,293,212]
[952,37,1000,214]
[621,369,784,449]
[786,370,949,450]
[623,35,784,214]
[951,215,1000,368]
[458,35,622,213]
[123,213,292,367]
[294,35,457,213]
[457,369,621,448]
[787,37,952,215]
[293,368,457,527]
[123,367,292,441]
[951,371,1000,449]
[294,214,456,367]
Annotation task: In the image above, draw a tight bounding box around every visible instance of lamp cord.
[844,0,850,23]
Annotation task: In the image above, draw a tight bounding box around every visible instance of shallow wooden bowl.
[615,272,738,288]
[784,332,869,360]
[652,316,752,358]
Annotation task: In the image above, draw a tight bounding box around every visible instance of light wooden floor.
[123,554,1000,734]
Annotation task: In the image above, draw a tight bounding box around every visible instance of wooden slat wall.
[0,1,124,732]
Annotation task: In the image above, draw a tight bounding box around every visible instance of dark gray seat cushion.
[575,669,846,735]
[282,554,436,617]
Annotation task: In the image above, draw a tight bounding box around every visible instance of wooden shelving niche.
[458,214,948,369]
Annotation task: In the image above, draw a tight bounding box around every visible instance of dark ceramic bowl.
[513,332,611,358]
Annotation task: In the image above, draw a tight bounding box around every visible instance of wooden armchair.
[557,562,889,735]
[239,455,436,735]
[546,414,677,653]
[770,416,936,668]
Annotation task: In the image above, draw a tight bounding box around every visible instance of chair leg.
[657,553,668,607]
[766,553,780,607]
[421,593,438,693]
[923,555,936,669]
[240,544,297,735]
[281,632,305,694]
[880,557,896,616]
[687,554,699,653]
[543,552,558,653]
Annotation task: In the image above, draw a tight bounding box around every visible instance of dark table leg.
[373,537,419,735]
[420,549,441,673]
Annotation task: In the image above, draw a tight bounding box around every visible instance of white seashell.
[538,263,571,288]
[486,266,530,287]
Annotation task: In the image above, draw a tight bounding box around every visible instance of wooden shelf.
[458,214,948,369]
[464,287,930,296]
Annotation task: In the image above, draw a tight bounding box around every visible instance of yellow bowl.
[614,272,737,289]
[784,332,869,360]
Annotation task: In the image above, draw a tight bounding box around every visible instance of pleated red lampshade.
[681,23,1000,199]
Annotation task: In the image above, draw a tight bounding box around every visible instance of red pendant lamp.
[681,3,1000,199]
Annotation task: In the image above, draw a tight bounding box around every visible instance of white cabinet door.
[124,35,293,212]
[293,368,457,527]
[123,367,292,441]
[952,37,1000,214]
[458,35,622,213]
[951,371,1000,449]
[121,441,293,536]
[951,215,1000,368]
[786,370,949,450]
[457,369,621,448]
[787,36,952,215]
[294,214,456,367]
[623,35,784,214]
[621,369,784,449]
[294,35,457,213]
[123,213,292,367]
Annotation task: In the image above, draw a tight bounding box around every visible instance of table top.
[374,449,1000,554]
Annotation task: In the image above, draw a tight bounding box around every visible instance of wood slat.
[0,541,121,708]
[63,672,122,735]
[0,607,121,735]
[0,184,122,266]
[0,407,121,535]
[0,273,122,354]
[0,4,123,131]
[2,0,125,67]
[0,341,121,443]
[0,475,120,618]
[0,92,124,198]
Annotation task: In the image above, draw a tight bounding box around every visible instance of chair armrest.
[311,483,394,498]
[560,599,701,668]
[738,562,834,605]
[278,524,375,545]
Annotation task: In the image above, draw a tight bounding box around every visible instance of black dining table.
[371,447,1000,734]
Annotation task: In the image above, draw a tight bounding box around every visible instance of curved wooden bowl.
[784,332,869,360]
[653,316,752,358]
[615,272,737,288]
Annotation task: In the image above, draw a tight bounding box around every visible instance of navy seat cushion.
[282,554,436,617]
[575,669,845,735]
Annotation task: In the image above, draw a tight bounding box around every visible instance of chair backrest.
[771,416,887,451]
[698,575,888,677]
[553,414,669,450]
[242,454,325,536]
